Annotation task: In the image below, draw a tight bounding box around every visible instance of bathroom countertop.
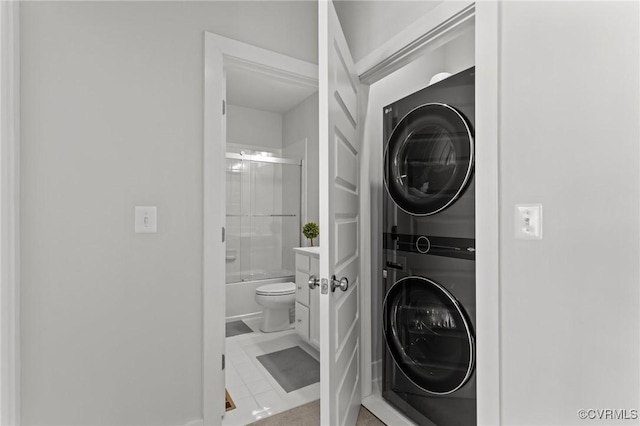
[293,246,320,257]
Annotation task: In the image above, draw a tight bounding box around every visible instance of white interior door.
[319,2,362,425]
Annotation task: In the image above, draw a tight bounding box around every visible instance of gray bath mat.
[256,346,320,392]
[225,320,253,337]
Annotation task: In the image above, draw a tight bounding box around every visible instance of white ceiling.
[334,0,444,63]
[226,1,445,114]
[226,66,317,114]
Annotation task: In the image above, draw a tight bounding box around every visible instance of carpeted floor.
[247,399,385,426]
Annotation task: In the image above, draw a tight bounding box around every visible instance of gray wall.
[499,2,639,423]
[284,93,320,227]
[19,2,316,425]
[333,0,444,63]
[227,104,284,152]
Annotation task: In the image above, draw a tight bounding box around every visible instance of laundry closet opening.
[363,18,476,426]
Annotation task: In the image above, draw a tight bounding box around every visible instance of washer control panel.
[415,236,431,253]
[383,232,475,261]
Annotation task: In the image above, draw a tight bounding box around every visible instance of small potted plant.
[302,221,319,247]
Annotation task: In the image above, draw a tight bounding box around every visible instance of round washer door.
[384,103,474,216]
[383,276,475,395]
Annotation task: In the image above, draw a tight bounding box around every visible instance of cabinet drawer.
[295,302,309,341]
[296,254,310,273]
[310,257,319,276]
[295,271,310,306]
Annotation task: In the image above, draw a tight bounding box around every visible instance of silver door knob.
[331,275,348,292]
[308,275,320,290]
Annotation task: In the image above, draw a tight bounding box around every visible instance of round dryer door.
[384,103,474,216]
[383,276,475,395]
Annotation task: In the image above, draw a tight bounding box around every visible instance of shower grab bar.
[226,214,297,217]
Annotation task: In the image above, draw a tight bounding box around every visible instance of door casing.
[1,1,21,425]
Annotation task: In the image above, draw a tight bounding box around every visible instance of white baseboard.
[362,393,416,426]
[183,419,203,426]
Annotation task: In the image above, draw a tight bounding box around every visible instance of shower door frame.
[225,151,303,284]
[204,32,318,425]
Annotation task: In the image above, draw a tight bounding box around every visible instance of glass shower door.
[225,156,249,284]
[225,152,301,283]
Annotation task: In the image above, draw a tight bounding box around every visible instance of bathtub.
[226,275,295,321]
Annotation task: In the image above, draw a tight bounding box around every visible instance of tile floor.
[222,318,320,426]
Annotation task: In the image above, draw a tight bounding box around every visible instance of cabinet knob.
[297,319,302,323]
[298,286,302,290]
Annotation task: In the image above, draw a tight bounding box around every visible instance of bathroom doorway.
[204,32,320,425]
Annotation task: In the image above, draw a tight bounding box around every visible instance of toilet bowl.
[255,282,296,332]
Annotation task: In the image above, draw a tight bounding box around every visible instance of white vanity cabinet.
[293,247,320,349]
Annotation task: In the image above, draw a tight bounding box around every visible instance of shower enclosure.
[225,151,302,288]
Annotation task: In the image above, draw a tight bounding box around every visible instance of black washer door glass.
[384,276,474,394]
[385,103,473,216]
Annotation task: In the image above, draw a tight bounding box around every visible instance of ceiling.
[226,66,317,114]
[226,1,446,114]
[334,0,444,63]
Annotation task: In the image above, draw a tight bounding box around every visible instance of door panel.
[319,1,362,425]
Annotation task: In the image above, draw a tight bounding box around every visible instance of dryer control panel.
[383,232,475,261]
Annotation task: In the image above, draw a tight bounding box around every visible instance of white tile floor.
[222,318,320,426]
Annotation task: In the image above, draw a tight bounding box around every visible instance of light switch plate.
[135,206,157,233]
[515,204,542,239]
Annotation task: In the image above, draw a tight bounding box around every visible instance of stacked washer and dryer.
[381,67,476,426]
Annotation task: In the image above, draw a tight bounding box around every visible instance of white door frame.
[354,2,501,425]
[203,32,317,426]
[0,1,21,425]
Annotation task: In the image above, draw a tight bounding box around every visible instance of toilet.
[255,282,296,332]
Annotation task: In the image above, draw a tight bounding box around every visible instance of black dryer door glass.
[383,276,474,394]
[384,103,474,216]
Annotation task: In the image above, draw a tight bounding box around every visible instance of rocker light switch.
[515,204,542,239]
[135,206,157,233]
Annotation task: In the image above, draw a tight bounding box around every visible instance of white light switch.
[135,206,157,233]
[515,204,542,239]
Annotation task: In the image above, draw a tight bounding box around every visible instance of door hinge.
[222,354,225,370]
[222,227,226,243]
[222,100,226,115]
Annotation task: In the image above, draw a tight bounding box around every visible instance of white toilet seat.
[255,282,296,296]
